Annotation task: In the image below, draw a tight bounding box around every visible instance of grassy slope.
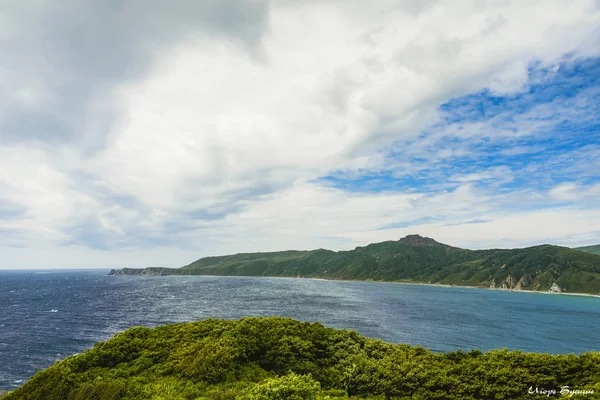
[4,317,600,400]
[112,236,600,294]
[175,240,600,294]
[576,244,600,255]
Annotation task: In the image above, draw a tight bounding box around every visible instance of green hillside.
[110,235,600,294]
[576,245,600,255]
[4,317,599,400]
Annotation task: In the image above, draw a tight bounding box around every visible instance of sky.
[1,0,599,269]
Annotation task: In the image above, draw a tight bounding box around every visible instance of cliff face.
[490,274,561,292]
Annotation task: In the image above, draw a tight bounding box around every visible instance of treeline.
[4,317,599,399]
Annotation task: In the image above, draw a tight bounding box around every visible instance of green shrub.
[240,373,320,400]
[5,317,599,400]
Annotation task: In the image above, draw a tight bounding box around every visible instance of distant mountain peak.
[398,234,454,248]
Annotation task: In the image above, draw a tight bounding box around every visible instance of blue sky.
[321,57,600,195]
[0,0,599,268]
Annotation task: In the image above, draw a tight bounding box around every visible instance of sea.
[1,270,599,391]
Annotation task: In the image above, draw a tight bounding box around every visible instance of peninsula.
[109,235,600,295]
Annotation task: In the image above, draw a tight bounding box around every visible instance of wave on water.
[1,271,600,392]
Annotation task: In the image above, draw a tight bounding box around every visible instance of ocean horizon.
[2,269,599,391]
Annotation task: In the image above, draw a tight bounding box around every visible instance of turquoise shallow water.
[1,270,599,390]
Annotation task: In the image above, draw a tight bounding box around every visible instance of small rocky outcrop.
[515,275,532,290]
[549,283,562,293]
[501,274,517,289]
[499,274,533,290]
[398,234,459,251]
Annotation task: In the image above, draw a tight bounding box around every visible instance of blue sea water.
[1,270,599,390]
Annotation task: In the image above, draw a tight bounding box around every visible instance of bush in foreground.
[4,317,599,399]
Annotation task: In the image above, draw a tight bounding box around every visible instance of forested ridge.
[110,235,600,295]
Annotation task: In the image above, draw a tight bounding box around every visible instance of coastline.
[110,271,600,298]
[385,280,600,298]
[309,276,600,298]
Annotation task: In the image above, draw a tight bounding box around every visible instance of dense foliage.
[4,317,599,399]
[112,235,600,294]
[576,245,600,256]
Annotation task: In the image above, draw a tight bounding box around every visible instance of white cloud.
[549,182,581,201]
[1,0,600,268]
[5,181,598,269]
[548,181,600,202]
[0,145,95,244]
[449,166,513,184]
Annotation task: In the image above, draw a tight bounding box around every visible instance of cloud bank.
[1,0,599,268]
